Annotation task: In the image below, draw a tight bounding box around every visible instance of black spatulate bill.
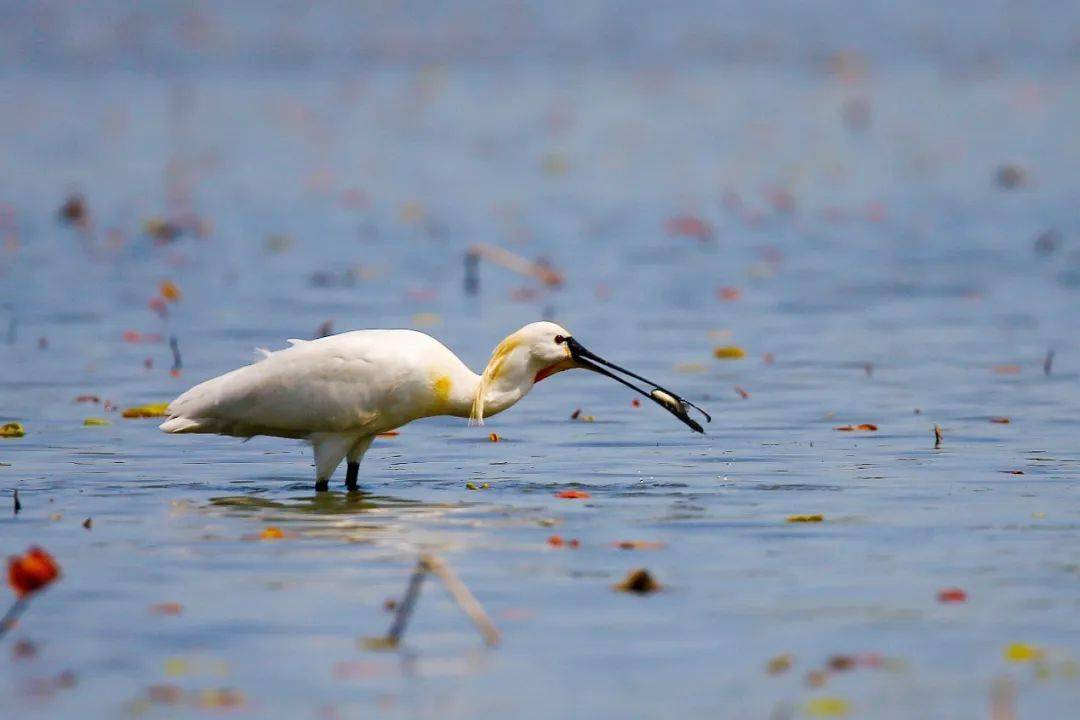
[563,337,711,433]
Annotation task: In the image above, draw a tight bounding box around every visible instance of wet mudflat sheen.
[2,3,1080,718]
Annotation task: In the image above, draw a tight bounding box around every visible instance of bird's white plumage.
[161,322,574,486]
[164,330,470,437]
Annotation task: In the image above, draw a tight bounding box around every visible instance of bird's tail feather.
[159,416,208,433]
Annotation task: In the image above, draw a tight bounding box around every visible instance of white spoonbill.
[161,321,710,491]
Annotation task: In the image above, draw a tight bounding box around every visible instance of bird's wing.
[163,330,434,437]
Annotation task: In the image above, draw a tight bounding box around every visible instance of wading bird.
[161,322,709,491]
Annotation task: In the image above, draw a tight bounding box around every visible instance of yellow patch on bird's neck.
[470,335,522,425]
[432,374,453,409]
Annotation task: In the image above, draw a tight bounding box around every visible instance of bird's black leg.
[345,462,360,492]
[315,479,329,492]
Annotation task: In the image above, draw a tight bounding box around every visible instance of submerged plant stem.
[0,597,30,641]
[381,553,501,648]
[423,554,501,646]
[385,558,428,646]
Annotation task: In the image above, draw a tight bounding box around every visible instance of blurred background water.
[1,2,1079,718]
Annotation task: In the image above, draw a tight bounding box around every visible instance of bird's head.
[516,320,576,381]
[472,321,711,433]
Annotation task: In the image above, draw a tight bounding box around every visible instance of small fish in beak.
[650,389,685,414]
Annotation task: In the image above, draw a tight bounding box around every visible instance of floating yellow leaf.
[787,514,824,523]
[83,417,110,426]
[806,697,851,717]
[160,280,181,302]
[713,346,747,360]
[0,422,25,438]
[361,635,400,650]
[122,403,169,418]
[1004,643,1044,663]
[164,658,189,677]
[260,527,284,540]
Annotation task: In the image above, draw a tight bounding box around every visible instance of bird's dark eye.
[554,335,565,344]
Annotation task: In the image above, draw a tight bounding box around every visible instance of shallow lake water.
[2,4,1080,718]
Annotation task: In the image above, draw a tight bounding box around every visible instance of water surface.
[2,3,1080,718]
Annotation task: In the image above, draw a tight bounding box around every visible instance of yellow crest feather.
[471,336,521,425]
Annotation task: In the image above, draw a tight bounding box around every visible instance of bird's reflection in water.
[203,483,486,546]
[209,490,428,517]
[204,489,463,544]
